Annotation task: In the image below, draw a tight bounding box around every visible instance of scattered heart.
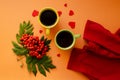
[64,3,67,7]
[57,11,62,17]
[32,10,39,17]
[57,53,61,57]
[39,29,43,33]
[68,21,76,29]
[69,10,74,16]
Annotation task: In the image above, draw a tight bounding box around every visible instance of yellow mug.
[38,7,59,35]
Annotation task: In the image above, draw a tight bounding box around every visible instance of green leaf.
[19,23,25,36]
[18,21,34,36]
[16,34,21,43]
[25,27,34,34]
[44,58,52,64]
[46,63,56,69]
[29,32,34,35]
[12,48,28,55]
[37,64,46,76]
[27,63,32,72]
[26,24,33,30]
[40,36,44,41]
[26,56,33,64]
[37,55,56,74]
[43,64,50,72]
[42,56,56,70]
[44,38,47,42]
[38,55,49,64]
[12,41,23,49]
[47,47,51,51]
[32,58,38,64]
[27,21,30,26]
[32,64,37,76]
[45,40,51,45]
[25,24,33,30]
[25,22,33,30]
[23,21,27,28]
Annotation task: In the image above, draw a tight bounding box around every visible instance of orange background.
[0,0,120,80]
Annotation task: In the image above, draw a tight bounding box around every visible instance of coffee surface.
[40,9,57,26]
[56,31,73,48]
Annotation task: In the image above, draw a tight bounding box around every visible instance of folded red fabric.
[67,20,120,80]
[67,48,120,80]
[115,29,120,37]
[85,41,120,59]
[84,20,120,55]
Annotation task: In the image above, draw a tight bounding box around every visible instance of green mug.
[54,29,80,50]
[38,7,59,35]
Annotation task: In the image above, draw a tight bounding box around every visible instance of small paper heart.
[68,21,76,29]
[69,10,74,16]
[32,10,39,17]
[57,53,61,57]
[57,11,62,17]
[64,3,67,7]
[39,30,43,33]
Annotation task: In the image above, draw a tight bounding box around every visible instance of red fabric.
[115,29,120,37]
[84,20,120,55]
[85,42,120,59]
[67,20,120,80]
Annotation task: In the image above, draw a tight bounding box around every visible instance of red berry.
[44,46,48,51]
[21,34,50,59]
[34,52,39,56]
[29,51,34,56]
[41,41,44,44]
[40,44,44,50]
[42,51,46,55]
[37,54,42,59]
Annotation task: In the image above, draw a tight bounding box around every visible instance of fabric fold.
[85,41,120,59]
[67,20,120,80]
[84,20,120,55]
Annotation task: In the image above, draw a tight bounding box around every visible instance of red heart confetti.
[57,53,61,57]
[68,21,76,29]
[32,10,39,17]
[69,10,74,16]
[64,3,67,7]
[39,29,43,33]
[57,11,62,17]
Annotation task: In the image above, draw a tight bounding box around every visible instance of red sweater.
[67,20,120,80]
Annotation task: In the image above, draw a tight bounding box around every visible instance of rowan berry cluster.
[20,34,49,59]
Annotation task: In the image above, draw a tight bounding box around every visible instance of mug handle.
[46,28,50,35]
[74,34,80,39]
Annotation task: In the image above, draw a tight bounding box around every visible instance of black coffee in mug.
[39,9,57,26]
[56,31,73,48]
